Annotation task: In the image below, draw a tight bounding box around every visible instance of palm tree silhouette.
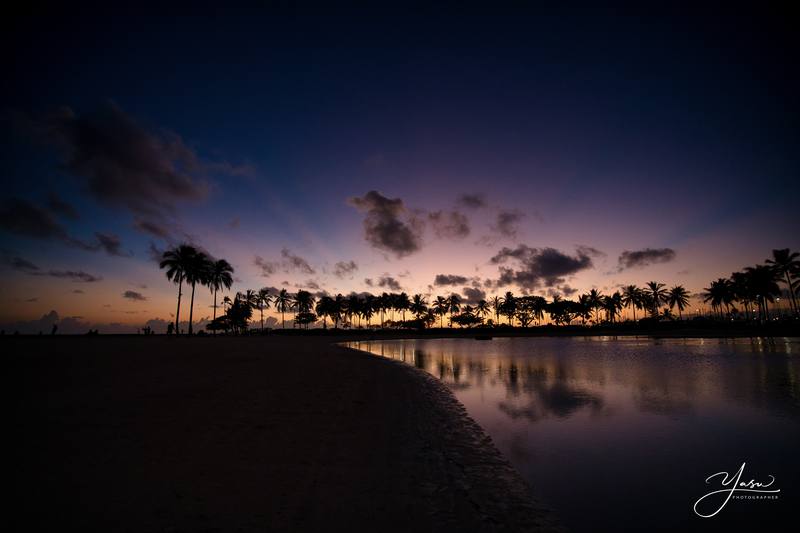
[766,248,799,315]
[476,299,490,321]
[645,282,668,317]
[500,291,516,326]
[274,289,292,329]
[491,295,502,325]
[621,285,642,321]
[410,294,428,319]
[447,294,461,328]
[667,285,691,320]
[587,289,603,324]
[703,278,734,319]
[160,244,199,335]
[207,259,234,335]
[744,264,781,321]
[432,296,448,328]
[257,288,272,331]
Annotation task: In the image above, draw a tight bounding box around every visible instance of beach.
[8,335,561,532]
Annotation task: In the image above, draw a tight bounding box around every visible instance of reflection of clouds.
[498,380,604,421]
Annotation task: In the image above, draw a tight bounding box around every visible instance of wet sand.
[8,336,561,532]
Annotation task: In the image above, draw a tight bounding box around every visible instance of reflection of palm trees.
[159,245,201,335]
[207,259,234,334]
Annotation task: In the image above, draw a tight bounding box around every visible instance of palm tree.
[432,296,448,328]
[274,289,292,329]
[257,288,272,331]
[410,294,428,319]
[500,291,516,326]
[316,296,334,329]
[744,264,781,322]
[207,259,234,335]
[447,294,462,327]
[587,289,603,324]
[185,251,212,335]
[602,292,623,323]
[491,295,502,325]
[645,281,668,317]
[703,278,734,319]
[766,248,800,315]
[667,285,691,320]
[476,299,490,320]
[159,244,199,335]
[621,285,642,321]
[396,292,411,322]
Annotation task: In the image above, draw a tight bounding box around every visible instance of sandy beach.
[8,335,561,532]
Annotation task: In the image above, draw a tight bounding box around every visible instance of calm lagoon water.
[346,336,799,532]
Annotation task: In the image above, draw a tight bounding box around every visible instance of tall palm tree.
[274,289,292,329]
[410,294,428,319]
[667,285,691,320]
[257,288,272,331]
[185,251,212,335]
[766,248,800,315]
[703,278,734,319]
[491,295,502,325]
[396,292,411,322]
[744,264,781,322]
[432,296,448,328]
[500,291,517,326]
[447,294,462,328]
[587,289,603,324]
[159,244,199,335]
[476,299,490,320]
[207,259,234,335]
[645,281,668,317]
[621,285,642,321]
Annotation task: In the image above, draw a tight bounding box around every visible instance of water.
[346,336,799,532]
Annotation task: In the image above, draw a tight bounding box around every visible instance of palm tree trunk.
[175,274,183,335]
[188,281,196,335]
[260,307,264,331]
[281,311,285,329]
[213,288,217,336]
[785,271,798,315]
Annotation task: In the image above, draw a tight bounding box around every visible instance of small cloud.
[617,248,677,271]
[493,209,525,238]
[333,260,358,279]
[46,192,79,220]
[434,274,470,286]
[428,210,470,239]
[348,190,422,257]
[457,193,487,209]
[122,290,147,301]
[72,289,85,294]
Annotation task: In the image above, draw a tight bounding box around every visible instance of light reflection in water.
[346,336,800,532]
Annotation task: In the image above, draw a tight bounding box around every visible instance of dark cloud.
[254,255,276,276]
[434,274,470,286]
[95,232,130,257]
[457,193,487,209]
[25,297,38,302]
[39,270,102,282]
[429,210,470,239]
[617,248,676,270]
[254,248,315,277]
[24,102,216,216]
[333,260,358,278]
[0,198,129,255]
[494,209,525,238]
[46,192,79,220]
[7,256,40,273]
[72,289,84,294]
[122,290,147,301]
[461,286,487,305]
[365,275,402,291]
[348,190,422,257]
[134,218,172,240]
[147,242,165,263]
[489,245,596,289]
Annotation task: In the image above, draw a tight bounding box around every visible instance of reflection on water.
[346,337,800,532]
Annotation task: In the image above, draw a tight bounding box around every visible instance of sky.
[1,7,797,332]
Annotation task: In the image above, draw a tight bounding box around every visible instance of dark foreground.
[7,336,561,532]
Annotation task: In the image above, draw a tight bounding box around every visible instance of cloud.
[41,270,103,282]
[7,256,40,273]
[457,193,487,209]
[23,102,216,216]
[333,260,358,278]
[0,198,129,255]
[617,248,676,270]
[493,209,525,238]
[95,232,130,257]
[46,192,79,220]
[254,248,315,277]
[122,290,146,301]
[489,245,597,289]
[72,289,84,294]
[434,274,470,286]
[348,190,422,257]
[428,210,470,239]
[461,286,487,305]
[134,218,172,240]
[365,275,402,291]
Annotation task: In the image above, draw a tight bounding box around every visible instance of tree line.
[159,246,799,334]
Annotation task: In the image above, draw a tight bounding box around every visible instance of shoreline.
[9,335,563,532]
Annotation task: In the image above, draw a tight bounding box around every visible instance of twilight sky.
[1,8,797,332]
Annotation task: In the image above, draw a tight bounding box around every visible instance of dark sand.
[8,336,561,532]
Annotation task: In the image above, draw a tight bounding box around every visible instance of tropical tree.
[621,285,642,321]
[447,294,462,327]
[476,299,490,320]
[207,258,234,335]
[667,285,690,320]
[645,282,668,317]
[410,294,428,319]
[703,278,734,319]
[396,292,411,321]
[602,292,623,323]
[744,264,781,322]
[432,296,448,328]
[491,295,502,325]
[766,248,800,315]
[587,289,603,324]
[316,296,334,329]
[159,244,199,335]
[274,289,292,329]
[257,288,272,331]
[500,291,517,326]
